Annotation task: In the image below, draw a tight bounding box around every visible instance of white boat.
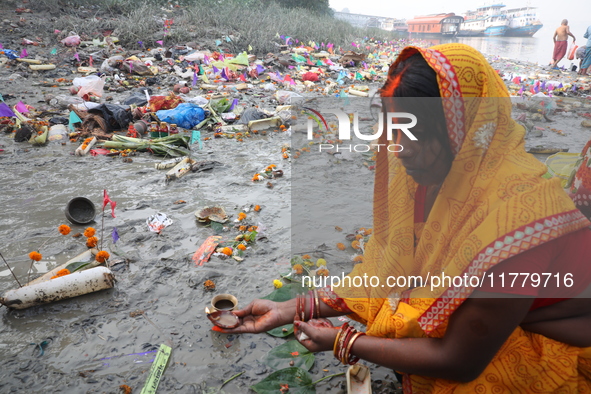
[502,6,543,36]
[459,4,509,36]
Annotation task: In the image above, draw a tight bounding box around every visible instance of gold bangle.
[334,323,348,359]
[333,329,341,357]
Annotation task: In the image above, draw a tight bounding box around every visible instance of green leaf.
[264,341,315,371]
[280,271,294,281]
[261,283,295,302]
[211,98,232,114]
[291,255,304,267]
[64,261,91,273]
[210,221,224,233]
[250,367,315,394]
[266,324,294,338]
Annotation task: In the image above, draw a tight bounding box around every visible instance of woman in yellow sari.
[218,43,591,392]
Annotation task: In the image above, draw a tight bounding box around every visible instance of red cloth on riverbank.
[553,40,568,61]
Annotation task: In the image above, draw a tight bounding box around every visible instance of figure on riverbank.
[580,24,591,75]
[217,43,591,392]
[551,19,576,69]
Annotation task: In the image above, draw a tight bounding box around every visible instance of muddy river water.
[1,84,590,393]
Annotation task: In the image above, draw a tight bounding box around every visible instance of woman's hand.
[294,313,339,353]
[212,299,293,334]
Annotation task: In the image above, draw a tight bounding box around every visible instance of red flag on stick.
[103,189,117,218]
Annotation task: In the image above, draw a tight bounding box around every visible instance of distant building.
[407,13,464,35]
[333,11,404,31]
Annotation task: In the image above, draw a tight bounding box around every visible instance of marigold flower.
[237,244,247,251]
[317,268,329,276]
[316,258,327,267]
[204,279,216,291]
[239,225,247,232]
[266,164,277,171]
[248,226,258,232]
[221,247,233,256]
[355,234,363,240]
[81,143,88,150]
[293,264,304,274]
[96,250,110,263]
[351,240,361,250]
[58,224,71,235]
[84,137,93,144]
[336,243,346,250]
[364,228,373,235]
[84,227,96,237]
[86,236,98,248]
[254,205,261,212]
[29,251,42,261]
[252,173,263,181]
[273,279,283,289]
[56,268,70,277]
[353,255,364,263]
[237,212,247,221]
[282,153,289,159]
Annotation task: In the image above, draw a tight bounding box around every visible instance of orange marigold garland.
[96,250,110,263]
[51,268,70,279]
[58,224,71,235]
[86,236,98,248]
[29,251,42,261]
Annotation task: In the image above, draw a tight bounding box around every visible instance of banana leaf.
[99,134,190,157]
[29,126,48,145]
[211,98,232,114]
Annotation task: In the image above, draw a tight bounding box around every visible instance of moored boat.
[459,4,509,37]
[502,6,543,36]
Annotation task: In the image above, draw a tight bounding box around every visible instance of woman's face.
[392,117,453,186]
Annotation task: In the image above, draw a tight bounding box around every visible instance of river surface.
[409,21,589,67]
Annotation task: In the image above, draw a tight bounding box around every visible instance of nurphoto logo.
[306,109,418,152]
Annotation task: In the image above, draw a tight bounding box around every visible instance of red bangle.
[339,326,355,364]
[308,290,314,321]
[345,332,365,365]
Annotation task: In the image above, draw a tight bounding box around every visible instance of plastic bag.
[73,75,105,98]
[61,35,81,47]
[122,88,152,106]
[275,90,303,104]
[100,56,124,73]
[568,45,578,61]
[122,57,153,76]
[237,108,266,124]
[156,103,206,130]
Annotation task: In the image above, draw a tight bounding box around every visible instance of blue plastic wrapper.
[156,103,206,129]
[1,49,20,60]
